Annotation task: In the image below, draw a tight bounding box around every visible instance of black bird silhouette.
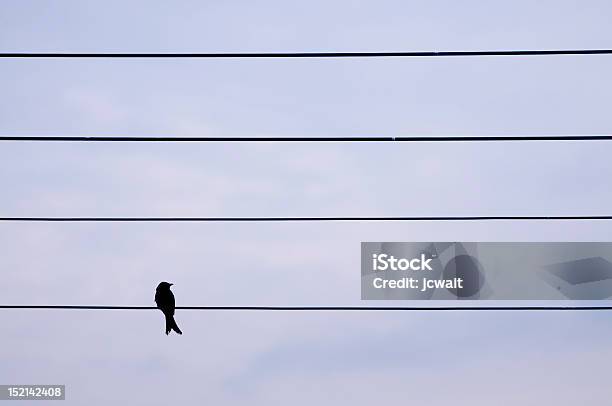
[155,282,183,335]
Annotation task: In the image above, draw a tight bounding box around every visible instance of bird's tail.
[165,314,183,335]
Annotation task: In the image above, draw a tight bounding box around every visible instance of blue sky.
[1,1,612,404]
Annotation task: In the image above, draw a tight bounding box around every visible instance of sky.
[1,0,612,404]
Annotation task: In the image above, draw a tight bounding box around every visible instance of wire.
[2,135,612,142]
[1,305,611,311]
[2,49,612,58]
[1,216,612,222]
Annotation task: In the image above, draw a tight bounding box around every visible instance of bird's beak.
[169,283,174,286]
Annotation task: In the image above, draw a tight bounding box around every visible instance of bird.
[155,282,183,335]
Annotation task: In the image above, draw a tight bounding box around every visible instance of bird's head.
[157,281,174,290]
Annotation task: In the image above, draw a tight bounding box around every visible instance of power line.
[2,135,612,142]
[1,216,612,222]
[1,305,611,311]
[2,49,612,59]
